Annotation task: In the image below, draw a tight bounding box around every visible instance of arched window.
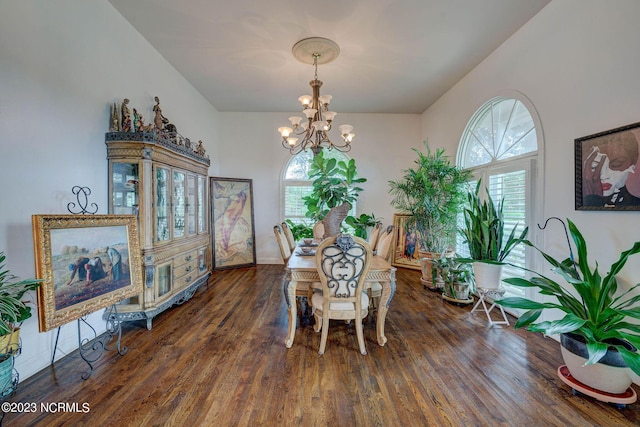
[281,150,354,225]
[457,95,542,299]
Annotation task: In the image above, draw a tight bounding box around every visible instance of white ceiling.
[107,0,550,114]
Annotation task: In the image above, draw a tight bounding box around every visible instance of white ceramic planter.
[472,262,503,290]
[560,333,633,394]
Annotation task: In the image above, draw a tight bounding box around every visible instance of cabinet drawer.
[174,250,198,269]
[174,259,198,278]
[174,267,200,289]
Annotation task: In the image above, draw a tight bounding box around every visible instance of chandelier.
[278,37,355,156]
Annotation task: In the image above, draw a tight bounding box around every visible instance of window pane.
[284,185,312,217]
[461,98,537,168]
[489,170,527,298]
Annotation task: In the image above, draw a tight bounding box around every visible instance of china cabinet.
[106,131,211,329]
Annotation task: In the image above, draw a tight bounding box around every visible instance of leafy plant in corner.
[345,213,381,239]
[460,180,528,263]
[388,141,471,253]
[0,251,42,357]
[496,218,640,377]
[302,150,366,223]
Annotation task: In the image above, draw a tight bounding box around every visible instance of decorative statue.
[109,102,119,132]
[153,96,169,130]
[121,98,132,132]
[133,108,140,132]
[196,140,206,156]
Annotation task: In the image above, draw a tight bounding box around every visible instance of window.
[457,96,541,300]
[281,150,355,225]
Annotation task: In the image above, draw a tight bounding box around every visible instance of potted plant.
[0,251,41,396]
[460,181,528,290]
[388,141,471,290]
[495,218,640,394]
[303,150,366,237]
[284,219,313,241]
[345,213,381,239]
[435,256,474,304]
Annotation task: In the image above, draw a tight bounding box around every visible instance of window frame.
[456,92,545,311]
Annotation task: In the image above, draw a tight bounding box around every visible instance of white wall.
[0,1,220,380]
[218,112,421,264]
[421,0,640,287]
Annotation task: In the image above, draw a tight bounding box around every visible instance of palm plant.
[388,141,471,253]
[496,218,640,377]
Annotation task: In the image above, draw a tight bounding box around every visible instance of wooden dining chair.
[281,222,296,252]
[312,234,372,355]
[369,225,395,309]
[312,222,325,240]
[368,223,382,254]
[274,224,292,264]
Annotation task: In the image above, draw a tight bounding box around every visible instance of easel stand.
[49,186,129,379]
[51,304,127,379]
[470,287,510,327]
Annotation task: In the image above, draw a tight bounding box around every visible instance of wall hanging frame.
[32,214,143,332]
[210,177,256,270]
[575,121,640,210]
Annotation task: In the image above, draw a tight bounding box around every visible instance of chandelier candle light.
[278,37,355,155]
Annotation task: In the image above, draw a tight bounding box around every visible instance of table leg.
[375,270,396,346]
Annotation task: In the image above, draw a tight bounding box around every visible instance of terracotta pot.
[472,262,503,290]
[560,332,634,394]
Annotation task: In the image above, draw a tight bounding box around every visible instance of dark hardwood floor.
[5,265,640,426]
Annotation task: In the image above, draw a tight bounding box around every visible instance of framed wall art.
[32,214,143,332]
[210,177,256,270]
[575,121,640,210]
[390,213,422,270]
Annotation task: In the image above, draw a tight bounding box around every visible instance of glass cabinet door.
[156,167,170,242]
[173,171,186,238]
[157,264,172,297]
[197,175,206,233]
[111,162,139,215]
[186,174,196,235]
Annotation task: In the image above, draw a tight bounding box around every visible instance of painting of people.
[32,215,143,332]
[391,214,422,270]
[210,177,256,269]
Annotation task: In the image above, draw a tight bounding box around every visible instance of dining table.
[283,241,397,349]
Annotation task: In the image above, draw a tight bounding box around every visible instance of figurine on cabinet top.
[121,98,132,132]
[153,96,169,130]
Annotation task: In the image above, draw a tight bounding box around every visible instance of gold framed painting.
[390,213,422,270]
[210,177,256,270]
[32,214,143,332]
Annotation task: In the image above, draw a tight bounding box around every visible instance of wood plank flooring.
[5,265,640,426]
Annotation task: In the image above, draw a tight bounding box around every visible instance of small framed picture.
[575,121,640,210]
[32,214,143,332]
[390,213,422,270]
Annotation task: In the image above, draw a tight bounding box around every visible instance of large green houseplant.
[460,181,528,289]
[388,141,471,289]
[496,218,640,393]
[0,251,41,357]
[389,141,471,253]
[303,150,366,236]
